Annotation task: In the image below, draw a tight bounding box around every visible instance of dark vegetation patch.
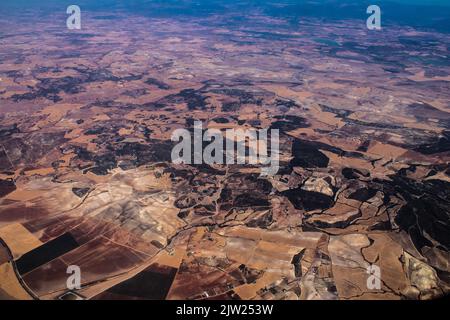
[348,187,378,202]
[270,115,310,132]
[0,179,16,198]
[73,138,173,175]
[222,101,240,112]
[247,119,261,127]
[0,124,19,137]
[291,249,306,278]
[357,140,371,152]
[193,204,216,217]
[116,140,173,165]
[123,88,149,98]
[342,167,370,180]
[11,76,85,102]
[369,220,392,231]
[344,118,404,130]
[93,264,177,300]
[145,77,171,90]
[219,174,272,211]
[1,132,67,169]
[16,232,79,275]
[87,153,117,176]
[382,175,450,252]
[246,211,273,228]
[72,187,90,198]
[11,68,142,103]
[275,99,301,109]
[290,138,364,169]
[212,117,229,123]
[161,89,209,110]
[174,195,195,209]
[407,103,450,121]
[210,88,263,105]
[290,139,329,168]
[282,188,334,211]
[413,131,450,154]
[229,264,264,285]
[319,104,353,118]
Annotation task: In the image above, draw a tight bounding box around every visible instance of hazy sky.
[0,0,449,32]
[389,0,450,6]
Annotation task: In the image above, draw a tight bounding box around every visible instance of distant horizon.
[2,0,449,34]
